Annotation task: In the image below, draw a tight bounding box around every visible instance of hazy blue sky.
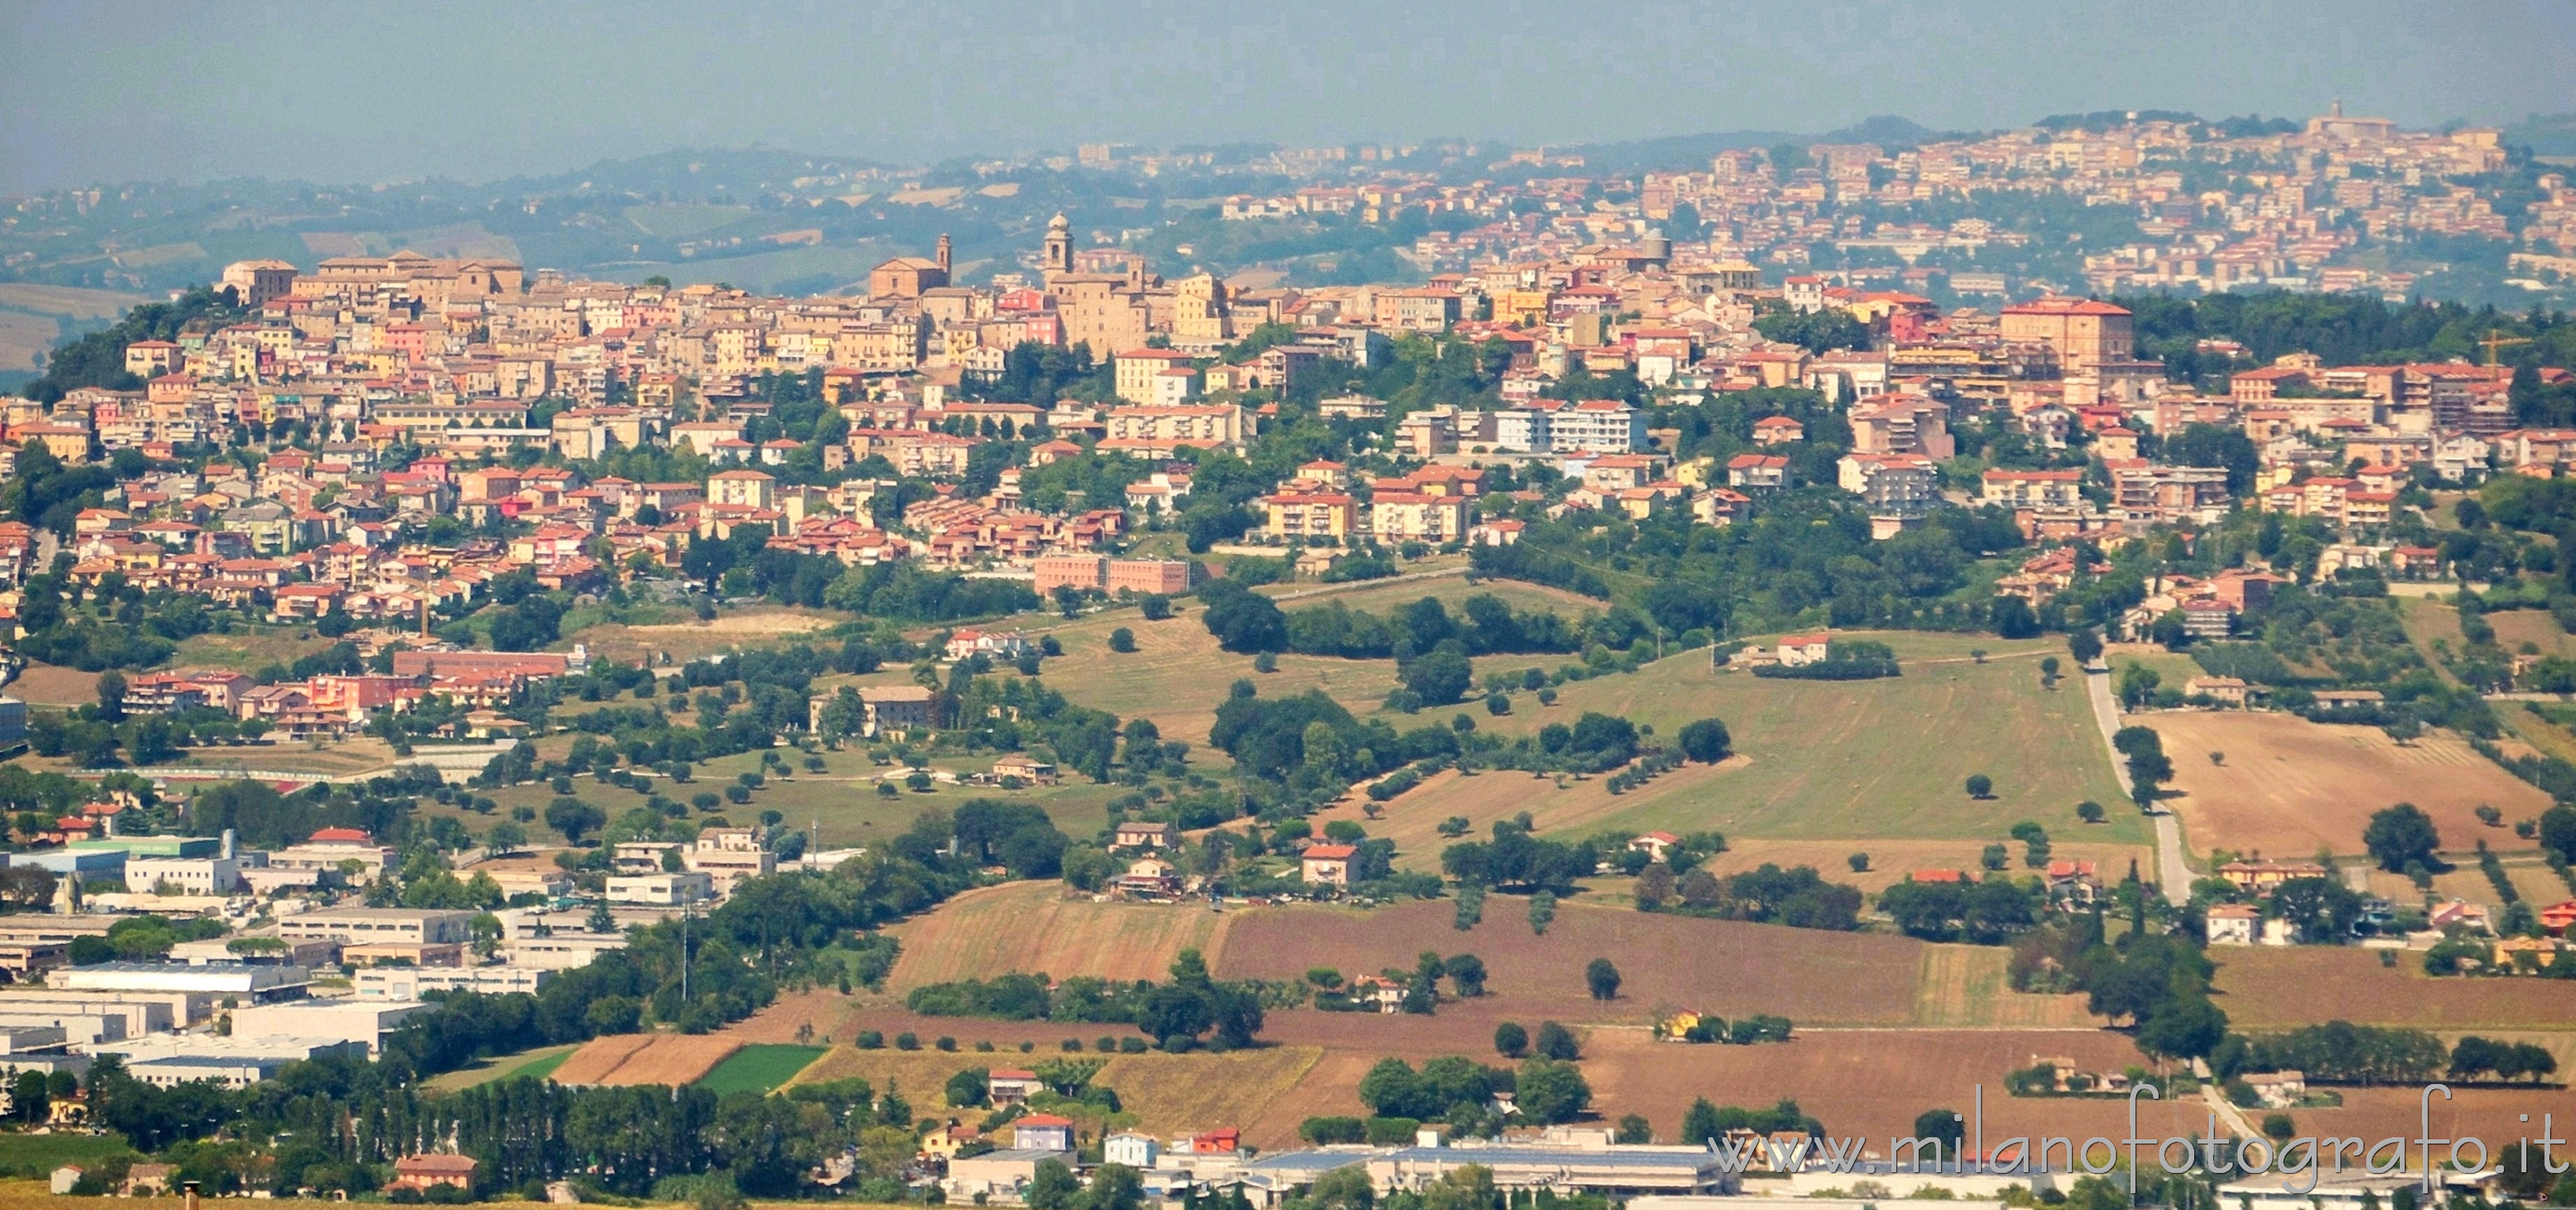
[6,0,2573,192]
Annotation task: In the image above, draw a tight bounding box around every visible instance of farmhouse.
[2217,860,2331,895]
[1010,1113,1075,1152]
[1300,844,1357,885]
[1777,634,1832,667]
[392,1155,479,1192]
[1117,857,1181,899]
[1628,832,1680,860]
[1105,1132,1160,1168]
[859,685,937,737]
[2429,899,2492,934]
[2240,1071,2307,1108]
[946,629,1035,662]
[2206,904,2259,946]
[922,1122,983,1160]
[991,755,1059,785]
[2542,900,2576,936]
[1113,820,1178,850]
[1347,974,1408,1013]
[987,1068,1043,1106]
[2182,676,2252,706]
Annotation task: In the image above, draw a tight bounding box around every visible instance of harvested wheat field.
[1215,898,1926,1027]
[788,1046,1052,1109]
[883,881,1234,992]
[573,608,840,664]
[1912,946,2101,1028]
[7,663,102,706]
[1308,761,1746,871]
[2266,1083,2575,1157]
[1701,839,2156,896]
[1243,1028,2212,1151]
[2147,712,2548,860]
[1573,1027,2212,1150]
[1244,1048,1421,1146]
[1096,1047,1324,1136]
[554,1033,741,1086]
[724,988,870,1045]
[786,1040,1320,1133]
[2212,945,2576,1031]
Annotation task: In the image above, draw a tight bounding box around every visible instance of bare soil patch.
[8,663,101,706]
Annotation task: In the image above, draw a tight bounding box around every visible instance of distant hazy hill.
[1575,116,1970,174]
[2504,113,2576,157]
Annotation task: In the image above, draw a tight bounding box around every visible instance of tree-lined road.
[2082,664,2191,906]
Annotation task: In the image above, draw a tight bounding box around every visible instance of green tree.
[1493,1021,1528,1058]
[2535,804,2576,864]
[1584,958,1621,1001]
[1911,1108,1965,1154]
[96,671,127,723]
[2136,995,2228,1064]
[1533,1020,1580,1061]
[1965,774,1994,799]
[1026,1160,1082,1210]
[1402,648,1474,706]
[2363,804,2442,872]
[1676,718,1733,763]
[1526,890,1555,935]
[1108,627,1137,653]
[1513,1058,1592,1123]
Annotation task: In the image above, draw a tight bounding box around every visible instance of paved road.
[2200,1082,2261,1139]
[2082,665,2191,906]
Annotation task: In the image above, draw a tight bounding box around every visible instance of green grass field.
[1473,632,2140,844]
[696,1044,828,1095]
[448,744,1134,850]
[172,627,344,673]
[1012,574,1611,746]
[0,1132,140,1179]
[519,1048,576,1081]
[427,1042,581,1092]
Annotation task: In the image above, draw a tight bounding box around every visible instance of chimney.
[222,828,236,860]
[184,1182,201,1210]
[935,233,952,276]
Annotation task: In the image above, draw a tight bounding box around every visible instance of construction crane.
[2482,328,2533,367]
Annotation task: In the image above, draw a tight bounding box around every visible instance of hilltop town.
[0,103,2572,1210]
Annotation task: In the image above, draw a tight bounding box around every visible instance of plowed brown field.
[1212,898,1926,1027]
